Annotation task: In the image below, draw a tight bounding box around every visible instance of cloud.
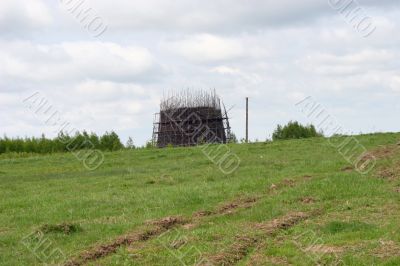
[211,66,241,75]
[91,0,398,33]
[73,80,148,102]
[299,49,396,75]
[0,41,162,83]
[164,34,244,63]
[0,0,52,34]
[390,76,400,92]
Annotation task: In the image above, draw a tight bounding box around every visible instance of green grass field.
[1,133,400,265]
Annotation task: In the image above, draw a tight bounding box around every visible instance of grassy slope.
[0,133,399,265]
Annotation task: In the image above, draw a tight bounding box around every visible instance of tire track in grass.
[65,175,313,265]
[202,211,320,266]
[187,175,312,229]
[65,216,186,266]
[70,143,398,265]
[65,196,264,266]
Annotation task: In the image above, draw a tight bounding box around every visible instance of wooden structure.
[152,90,231,148]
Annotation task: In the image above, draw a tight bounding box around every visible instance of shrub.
[272,121,323,141]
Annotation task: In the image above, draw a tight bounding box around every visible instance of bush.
[272,121,323,141]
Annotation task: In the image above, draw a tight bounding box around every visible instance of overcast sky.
[0,0,399,145]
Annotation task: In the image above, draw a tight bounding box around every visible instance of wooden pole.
[246,97,249,143]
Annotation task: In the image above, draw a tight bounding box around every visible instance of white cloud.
[74,80,147,102]
[90,0,398,33]
[211,66,241,75]
[165,34,244,63]
[0,41,160,83]
[61,42,158,81]
[299,49,396,76]
[390,76,400,92]
[0,0,52,33]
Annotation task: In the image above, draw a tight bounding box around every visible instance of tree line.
[0,131,126,154]
[0,121,323,154]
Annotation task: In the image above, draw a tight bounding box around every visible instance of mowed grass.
[0,133,399,265]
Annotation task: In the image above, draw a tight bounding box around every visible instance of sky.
[0,0,399,146]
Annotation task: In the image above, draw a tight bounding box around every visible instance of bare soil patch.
[217,196,259,215]
[369,145,398,160]
[376,162,400,181]
[376,167,399,181]
[364,144,400,181]
[269,178,299,193]
[269,183,278,190]
[182,223,196,230]
[361,145,400,162]
[300,197,316,204]
[341,166,354,172]
[193,210,213,218]
[194,196,260,218]
[254,212,310,235]
[207,236,258,265]
[305,244,344,254]
[357,144,399,169]
[145,216,185,229]
[373,240,400,258]
[282,178,296,187]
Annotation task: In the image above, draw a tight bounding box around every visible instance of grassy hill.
[1,133,400,265]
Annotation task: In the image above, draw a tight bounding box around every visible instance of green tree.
[272,121,323,141]
[89,132,100,149]
[100,131,124,151]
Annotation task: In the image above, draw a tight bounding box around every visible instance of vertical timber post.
[246,97,249,143]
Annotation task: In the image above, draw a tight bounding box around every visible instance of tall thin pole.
[246,97,249,143]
